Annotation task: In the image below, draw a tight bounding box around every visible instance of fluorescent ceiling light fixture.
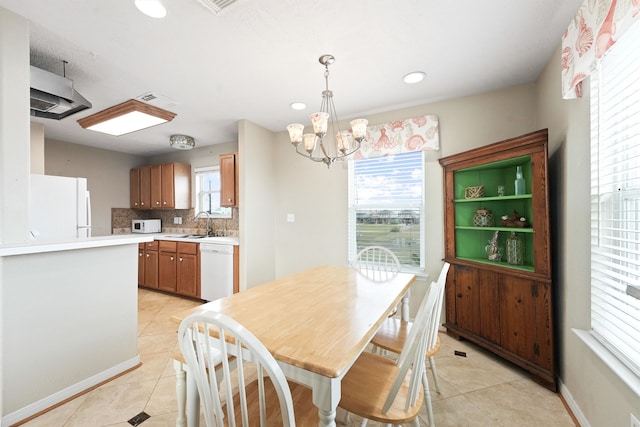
[290,102,306,110]
[77,99,176,136]
[403,71,426,84]
[134,0,167,18]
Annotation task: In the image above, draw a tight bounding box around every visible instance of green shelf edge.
[455,195,532,203]
[456,256,535,272]
[456,226,534,233]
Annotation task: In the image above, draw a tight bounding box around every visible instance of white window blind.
[590,20,640,378]
[348,151,425,271]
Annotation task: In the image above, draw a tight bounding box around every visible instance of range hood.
[30,66,92,120]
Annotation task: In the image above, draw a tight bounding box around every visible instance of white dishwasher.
[200,243,234,301]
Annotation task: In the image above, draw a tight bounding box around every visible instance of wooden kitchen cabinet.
[438,129,555,390]
[176,242,199,298]
[130,166,151,209]
[139,241,159,289]
[158,240,177,293]
[220,152,238,207]
[131,162,191,210]
[155,240,199,298]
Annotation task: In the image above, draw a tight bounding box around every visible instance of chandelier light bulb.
[310,112,329,137]
[302,134,317,154]
[286,123,304,146]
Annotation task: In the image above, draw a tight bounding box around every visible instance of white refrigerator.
[29,174,92,240]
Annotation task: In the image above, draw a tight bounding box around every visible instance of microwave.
[132,219,161,234]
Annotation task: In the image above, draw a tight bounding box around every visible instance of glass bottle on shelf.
[514,165,525,195]
[506,232,524,265]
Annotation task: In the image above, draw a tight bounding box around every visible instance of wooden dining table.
[171,264,416,427]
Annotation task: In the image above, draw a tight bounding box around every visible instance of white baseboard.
[1,356,140,427]
[559,378,589,427]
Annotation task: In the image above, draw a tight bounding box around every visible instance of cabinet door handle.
[163,201,167,205]
[179,257,183,262]
[146,254,150,258]
[139,253,143,257]
[170,256,174,261]
[141,202,145,206]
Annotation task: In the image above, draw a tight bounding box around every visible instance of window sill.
[573,328,640,396]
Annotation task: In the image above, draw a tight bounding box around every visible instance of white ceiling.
[0,0,583,157]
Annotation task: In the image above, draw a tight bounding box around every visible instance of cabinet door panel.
[478,269,500,345]
[158,251,177,292]
[161,163,175,208]
[454,265,481,335]
[220,153,237,207]
[499,276,536,362]
[130,169,141,209]
[139,166,151,210]
[138,248,145,285]
[150,164,162,208]
[144,250,158,288]
[177,253,198,297]
[534,282,554,370]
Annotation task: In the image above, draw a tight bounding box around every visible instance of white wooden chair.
[353,246,409,320]
[339,274,447,426]
[177,310,317,426]
[368,262,451,426]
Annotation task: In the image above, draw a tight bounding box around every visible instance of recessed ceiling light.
[134,0,167,18]
[290,102,306,110]
[403,71,426,84]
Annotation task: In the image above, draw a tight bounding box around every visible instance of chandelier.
[286,55,368,168]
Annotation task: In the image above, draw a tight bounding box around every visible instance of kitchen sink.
[163,234,208,239]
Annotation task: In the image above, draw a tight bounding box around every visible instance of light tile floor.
[21,288,576,427]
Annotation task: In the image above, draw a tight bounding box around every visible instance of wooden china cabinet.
[438,129,555,391]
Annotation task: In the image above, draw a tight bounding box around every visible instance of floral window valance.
[353,114,440,160]
[562,0,640,99]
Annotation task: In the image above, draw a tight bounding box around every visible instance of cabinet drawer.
[159,240,177,252]
[177,242,198,255]
[145,241,159,251]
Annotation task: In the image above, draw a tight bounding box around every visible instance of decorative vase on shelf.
[473,208,495,227]
[506,232,524,265]
[515,165,525,195]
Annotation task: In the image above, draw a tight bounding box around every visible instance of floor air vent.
[193,0,239,14]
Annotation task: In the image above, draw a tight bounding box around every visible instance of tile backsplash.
[112,207,239,237]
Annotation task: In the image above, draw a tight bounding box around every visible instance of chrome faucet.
[194,211,211,236]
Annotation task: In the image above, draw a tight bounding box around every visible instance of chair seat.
[224,378,318,427]
[371,317,440,357]
[340,352,424,424]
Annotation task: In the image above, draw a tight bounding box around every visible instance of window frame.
[588,19,640,382]
[194,166,232,219]
[347,151,426,274]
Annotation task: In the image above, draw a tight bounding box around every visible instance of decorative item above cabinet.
[130,162,191,210]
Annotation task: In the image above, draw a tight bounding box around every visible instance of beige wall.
[536,44,640,426]
[268,83,537,310]
[43,139,145,236]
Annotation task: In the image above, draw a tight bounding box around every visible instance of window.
[348,151,425,272]
[194,166,231,218]
[590,20,640,378]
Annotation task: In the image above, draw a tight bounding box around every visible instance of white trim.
[573,328,640,396]
[1,355,140,427]
[558,378,590,427]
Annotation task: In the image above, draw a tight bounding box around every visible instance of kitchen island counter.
[0,234,154,256]
[1,235,146,426]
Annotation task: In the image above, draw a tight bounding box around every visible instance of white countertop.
[152,234,239,245]
[0,234,154,257]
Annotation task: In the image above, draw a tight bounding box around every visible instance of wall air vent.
[193,0,239,14]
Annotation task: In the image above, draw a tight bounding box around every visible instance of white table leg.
[311,377,340,427]
[173,359,187,427]
[401,289,410,322]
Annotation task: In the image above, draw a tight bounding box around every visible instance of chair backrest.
[178,310,296,427]
[383,274,447,414]
[426,262,450,351]
[353,246,401,282]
